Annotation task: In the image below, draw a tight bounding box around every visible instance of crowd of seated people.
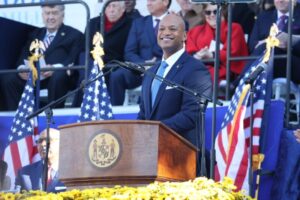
[0,0,299,113]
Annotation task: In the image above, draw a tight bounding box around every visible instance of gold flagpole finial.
[90,32,105,70]
[28,39,45,85]
[263,24,280,63]
[253,153,265,199]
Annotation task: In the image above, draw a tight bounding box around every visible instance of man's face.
[176,0,192,12]
[274,0,290,13]
[105,2,126,22]
[157,14,186,56]
[125,0,136,12]
[147,0,169,16]
[42,6,64,33]
[37,132,59,162]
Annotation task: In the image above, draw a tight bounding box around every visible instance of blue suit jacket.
[125,15,163,63]
[249,6,300,52]
[17,24,83,67]
[248,6,300,83]
[137,52,212,146]
[15,160,65,193]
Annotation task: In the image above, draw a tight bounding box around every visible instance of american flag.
[215,57,268,193]
[79,63,114,121]
[3,73,40,190]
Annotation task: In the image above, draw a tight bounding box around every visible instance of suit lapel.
[46,24,66,53]
[150,53,187,117]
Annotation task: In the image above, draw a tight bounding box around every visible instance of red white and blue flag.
[79,62,114,121]
[3,72,40,190]
[215,57,268,192]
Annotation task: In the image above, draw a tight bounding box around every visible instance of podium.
[58,120,197,189]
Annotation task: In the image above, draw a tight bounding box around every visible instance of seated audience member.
[89,1,131,64]
[0,1,83,111]
[73,1,132,106]
[15,128,65,192]
[0,160,11,191]
[109,0,171,105]
[186,3,248,82]
[277,32,300,56]
[248,0,300,84]
[125,0,142,19]
[176,0,204,30]
[138,13,212,175]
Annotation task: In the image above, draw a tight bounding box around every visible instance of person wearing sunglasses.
[15,128,65,193]
[186,3,248,82]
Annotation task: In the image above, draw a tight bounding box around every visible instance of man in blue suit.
[248,0,300,83]
[0,2,83,110]
[138,13,212,171]
[277,31,300,56]
[15,128,65,193]
[108,0,171,105]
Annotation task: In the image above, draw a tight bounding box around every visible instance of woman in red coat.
[186,3,248,82]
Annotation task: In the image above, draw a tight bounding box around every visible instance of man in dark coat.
[0,3,83,110]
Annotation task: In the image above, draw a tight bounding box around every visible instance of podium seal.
[88,131,121,168]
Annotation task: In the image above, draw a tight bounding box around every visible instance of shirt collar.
[152,12,168,25]
[162,48,185,69]
[277,10,289,19]
[46,31,57,38]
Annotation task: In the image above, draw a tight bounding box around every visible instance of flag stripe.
[10,142,22,175]
[215,56,269,193]
[3,72,40,190]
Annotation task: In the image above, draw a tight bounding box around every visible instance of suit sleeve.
[162,64,212,134]
[61,30,84,66]
[124,20,145,63]
[248,14,263,53]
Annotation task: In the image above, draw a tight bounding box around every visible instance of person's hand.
[19,72,29,80]
[276,32,288,49]
[294,129,300,143]
[17,64,29,80]
[193,46,213,60]
[41,64,54,78]
[255,39,266,49]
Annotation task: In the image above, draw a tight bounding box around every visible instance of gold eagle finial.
[90,32,105,70]
[263,24,280,63]
[28,39,45,85]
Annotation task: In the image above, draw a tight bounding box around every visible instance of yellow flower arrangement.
[0,177,253,200]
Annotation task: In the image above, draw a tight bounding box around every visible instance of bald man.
[138,14,212,170]
[15,128,65,192]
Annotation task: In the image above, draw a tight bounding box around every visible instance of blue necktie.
[154,19,160,36]
[151,61,168,107]
[277,15,288,32]
[44,34,54,49]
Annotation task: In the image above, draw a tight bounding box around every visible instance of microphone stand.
[245,66,264,196]
[26,67,114,191]
[111,60,222,177]
[42,108,53,191]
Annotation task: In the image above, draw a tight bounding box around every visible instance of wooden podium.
[58,120,197,189]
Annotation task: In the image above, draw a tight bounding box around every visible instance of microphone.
[111,60,145,75]
[245,63,267,84]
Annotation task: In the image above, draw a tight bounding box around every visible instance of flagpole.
[42,108,53,191]
[210,0,222,180]
[248,84,254,196]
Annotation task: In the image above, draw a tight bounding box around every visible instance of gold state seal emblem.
[88,132,120,168]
